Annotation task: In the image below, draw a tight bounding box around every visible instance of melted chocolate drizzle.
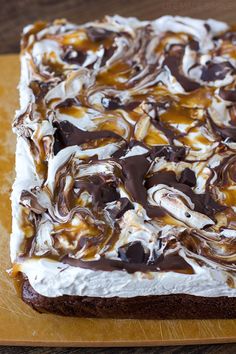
[121,155,150,206]
[20,190,46,214]
[150,145,186,162]
[62,252,193,274]
[163,45,200,92]
[55,97,81,108]
[53,120,123,154]
[207,111,236,142]
[120,154,164,217]
[219,88,236,102]
[145,170,225,219]
[74,175,120,208]
[142,102,177,143]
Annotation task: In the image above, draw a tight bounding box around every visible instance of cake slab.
[0,54,235,346]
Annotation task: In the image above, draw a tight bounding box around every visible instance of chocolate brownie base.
[22,280,236,318]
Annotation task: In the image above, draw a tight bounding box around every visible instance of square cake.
[11,15,236,318]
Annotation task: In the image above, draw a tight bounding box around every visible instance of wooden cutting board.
[0,54,235,347]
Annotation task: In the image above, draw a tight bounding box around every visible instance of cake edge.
[22,278,236,319]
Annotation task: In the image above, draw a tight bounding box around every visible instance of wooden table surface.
[1,0,236,54]
[0,0,235,352]
[0,344,235,353]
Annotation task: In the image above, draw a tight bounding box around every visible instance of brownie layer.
[22,279,236,318]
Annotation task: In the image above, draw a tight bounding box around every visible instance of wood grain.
[0,344,236,354]
[0,0,236,53]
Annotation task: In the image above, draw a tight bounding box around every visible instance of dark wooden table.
[1,0,236,54]
[0,0,235,352]
[0,344,235,353]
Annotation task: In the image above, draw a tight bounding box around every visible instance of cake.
[11,15,236,318]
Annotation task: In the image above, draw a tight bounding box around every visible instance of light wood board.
[0,54,235,347]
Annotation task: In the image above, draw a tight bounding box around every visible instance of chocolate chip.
[118,241,148,263]
[179,168,196,187]
[201,61,235,82]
